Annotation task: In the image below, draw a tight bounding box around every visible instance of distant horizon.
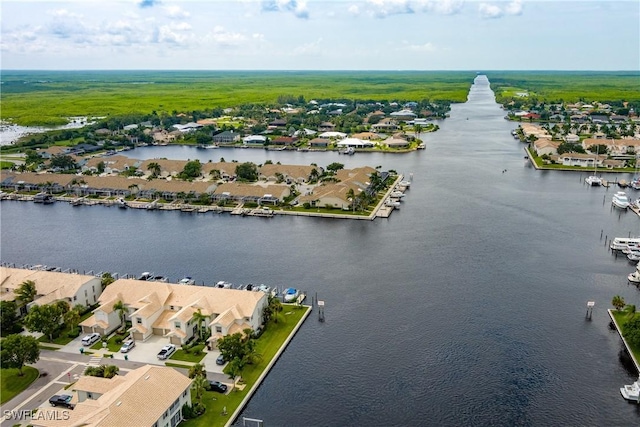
[2,69,639,73]
[2,1,638,70]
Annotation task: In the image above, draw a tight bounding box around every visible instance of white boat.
[178,276,195,285]
[390,191,405,198]
[138,272,153,281]
[215,281,232,289]
[627,252,640,262]
[385,200,400,207]
[620,377,640,402]
[33,193,55,204]
[116,197,128,209]
[283,287,299,303]
[627,271,640,283]
[612,192,630,209]
[585,175,602,186]
[622,244,640,254]
[399,181,411,188]
[151,275,168,283]
[610,237,640,251]
[146,200,159,210]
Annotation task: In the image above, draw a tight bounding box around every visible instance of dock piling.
[318,300,325,322]
[586,301,595,320]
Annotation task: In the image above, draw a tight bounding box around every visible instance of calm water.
[2,76,640,426]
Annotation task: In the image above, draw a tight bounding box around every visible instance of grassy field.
[488,71,640,104]
[182,304,310,427]
[1,366,39,404]
[1,70,474,126]
[170,345,206,363]
[611,310,640,365]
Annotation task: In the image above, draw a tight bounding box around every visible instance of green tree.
[326,162,344,173]
[16,280,37,306]
[217,332,248,365]
[147,162,161,178]
[101,272,115,289]
[0,334,40,375]
[235,162,259,182]
[226,358,242,391]
[0,301,23,335]
[64,308,81,336]
[113,300,127,332]
[188,363,205,379]
[179,160,202,180]
[191,309,208,341]
[50,154,77,171]
[23,303,66,342]
[103,364,119,379]
[612,295,626,311]
[84,364,119,378]
[624,317,640,347]
[624,304,637,319]
[191,374,208,407]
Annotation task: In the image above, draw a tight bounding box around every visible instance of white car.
[81,333,101,346]
[157,344,176,360]
[120,339,135,353]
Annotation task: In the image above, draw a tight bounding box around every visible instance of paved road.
[1,349,229,427]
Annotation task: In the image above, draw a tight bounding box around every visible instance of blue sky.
[1,0,638,70]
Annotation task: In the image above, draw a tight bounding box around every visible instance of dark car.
[49,394,74,409]
[208,381,228,393]
[216,354,226,365]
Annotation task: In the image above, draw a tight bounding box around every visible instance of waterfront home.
[336,138,375,149]
[554,152,606,167]
[0,267,102,315]
[139,159,190,178]
[564,134,580,144]
[270,136,299,146]
[318,131,347,139]
[308,137,330,148]
[533,139,560,156]
[83,155,140,175]
[383,136,411,149]
[201,162,239,181]
[152,130,177,144]
[80,279,267,346]
[32,365,192,427]
[212,130,240,144]
[371,118,398,132]
[212,182,290,204]
[351,132,380,141]
[259,164,319,183]
[298,166,378,209]
[519,123,552,140]
[243,135,267,146]
[390,109,417,121]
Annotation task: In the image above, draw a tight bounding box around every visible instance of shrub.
[303,202,311,209]
[67,330,80,339]
[114,337,123,344]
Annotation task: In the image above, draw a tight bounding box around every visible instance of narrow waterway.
[2,75,639,425]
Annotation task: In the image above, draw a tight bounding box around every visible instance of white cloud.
[261,0,309,19]
[292,37,323,55]
[164,5,190,19]
[505,0,523,16]
[402,41,437,52]
[207,26,249,46]
[367,0,414,18]
[478,3,503,19]
[352,0,464,19]
[348,5,360,15]
[479,1,523,19]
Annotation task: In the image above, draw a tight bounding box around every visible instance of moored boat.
[628,271,640,283]
[178,276,195,285]
[283,287,299,302]
[610,237,640,251]
[585,175,602,186]
[620,377,640,402]
[34,192,55,204]
[612,191,630,209]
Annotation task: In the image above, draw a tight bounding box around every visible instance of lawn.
[1,367,39,404]
[90,333,127,352]
[170,345,206,363]
[36,310,96,346]
[611,310,640,365]
[181,304,310,427]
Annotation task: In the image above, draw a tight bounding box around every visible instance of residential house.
[383,136,411,149]
[564,134,580,144]
[212,182,290,204]
[259,164,318,183]
[533,139,560,156]
[32,365,192,427]
[390,109,417,121]
[212,130,240,144]
[270,136,299,146]
[555,152,605,167]
[519,123,551,140]
[351,132,380,141]
[371,118,398,132]
[80,279,267,346]
[0,267,102,316]
[243,135,267,146]
[308,137,330,148]
[298,166,377,209]
[336,138,375,149]
[318,122,336,132]
[318,131,347,139]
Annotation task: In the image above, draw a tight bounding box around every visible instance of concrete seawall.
[608,309,640,375]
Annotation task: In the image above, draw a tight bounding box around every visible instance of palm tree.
[128,184,139,197]
[188,363,205,379]
[191,309,208,341]
[268,296,283,324]
[346,188,356,212]
[191,374,208,407]
[64,307,81,335]
[612,295,626,311]
[103,365,119,379]
[624,304,637,319]
[113,300,127,332]
[101,272,115,290]
[147,162,161,178]
[16,280,37,306]
[414,124,423,136]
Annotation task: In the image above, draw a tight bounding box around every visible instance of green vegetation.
[611,308,640,364]
[0,366,39,404]
[1,70,474,126]
[181,304,310,427]
[489,71,640,106]
[90,334,126,352]
[170,346,206,364]
[84,364,119,379]
[0,335,40,376]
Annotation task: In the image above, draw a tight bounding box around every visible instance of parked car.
[216,354,226,365]
[157,344,176,360]
[81,333,101,346]
[208,381,228,393]
[49,394,74,409]
[120,339,135,353]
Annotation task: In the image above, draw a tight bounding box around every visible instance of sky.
[1,0,638,70]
